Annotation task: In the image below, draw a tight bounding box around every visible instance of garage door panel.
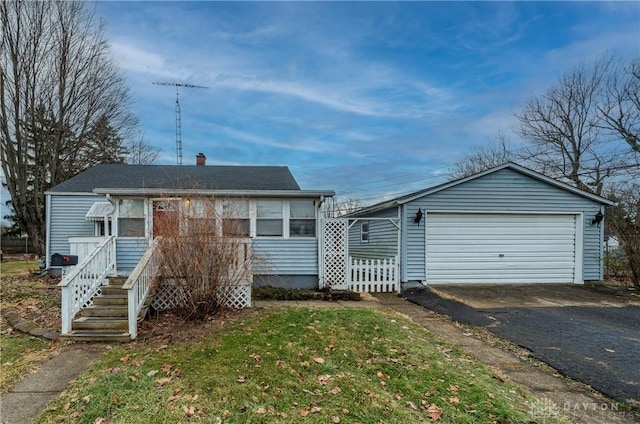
[426,213,577,284]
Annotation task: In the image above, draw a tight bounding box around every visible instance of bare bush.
[154,198,253,320]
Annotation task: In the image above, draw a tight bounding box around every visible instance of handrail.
[124,237,162,339]
[58,236,116,334]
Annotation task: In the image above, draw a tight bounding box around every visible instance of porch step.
[92,295,128,306]
[72,317,128,331]
[59,331,131,343]
[79,306,128,318]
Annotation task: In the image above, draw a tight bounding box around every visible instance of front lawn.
[1,258,61,391]
[38,307,570,423]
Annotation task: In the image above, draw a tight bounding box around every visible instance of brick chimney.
[196,153,206,166]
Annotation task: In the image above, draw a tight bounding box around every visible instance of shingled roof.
[47,164,302,193]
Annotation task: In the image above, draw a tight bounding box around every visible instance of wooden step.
[79,306,128,318]
[72,317,128,331]
[59,331,131,343]
[92,295,128,306]
[100,286,127,296]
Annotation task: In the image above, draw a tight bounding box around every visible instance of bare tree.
[598,59,640,153]
[0,1,137,254]
[126,134,160,165]
[448,133,514,180]
[515,55,636,195]
[605,182,640,286]
[328,197,364,217]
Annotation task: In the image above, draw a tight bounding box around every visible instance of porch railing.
[59,236,116,334]
[122,237,162,339]
[349,255,400,293]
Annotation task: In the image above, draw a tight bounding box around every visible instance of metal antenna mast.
[153,82,208,165]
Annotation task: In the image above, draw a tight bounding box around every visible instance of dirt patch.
[1,273,61,333]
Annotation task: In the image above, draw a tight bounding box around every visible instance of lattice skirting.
[151,279,252,311]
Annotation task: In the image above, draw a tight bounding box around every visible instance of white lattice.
[151,279,251,311]
[321,219,349,289]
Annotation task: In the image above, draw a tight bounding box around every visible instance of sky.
[2,1,639,223]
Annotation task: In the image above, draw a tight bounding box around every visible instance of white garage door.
[426,213,578,284]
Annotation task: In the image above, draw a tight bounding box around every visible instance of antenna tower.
[152,81,208,165]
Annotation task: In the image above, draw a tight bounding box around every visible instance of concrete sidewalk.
[1,347,104,424]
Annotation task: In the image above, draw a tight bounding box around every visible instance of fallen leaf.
[250,353,262,361]
[94,419,107,424]
[129,375,137,382]
[332,416,341,423]
[119,355,130,363]
[155,377,172,385]
[112,392,120,404]
[407,401,418,410]
[342,408,350,414]
[310,406,322,413]
[376,371,390,380]
[222,410,231,419]
[237,375,246,383]
[256,407,266,414]
[147,370,159,377]
[329,386,342,395]
[427,403,442,421]
[312,357,325,364]
[183,405,195,417]
[83,395,91,403]
[161,363,172,372]
[449,396,460,404]
[300,409,309,417]
[448,384,459,393]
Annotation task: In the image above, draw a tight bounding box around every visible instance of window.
[257,200,283,236]
[361,222,369,243]
[290,200,316,237]
[118,199,145,237]
[185,199,217,235]
[95,220,112,236]
[223,199,250,237]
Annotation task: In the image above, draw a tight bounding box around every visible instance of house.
[46,154,334,286]
[347,162,614,286]
[45,154,333,340]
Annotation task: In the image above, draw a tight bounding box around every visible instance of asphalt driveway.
[402,284,640,409]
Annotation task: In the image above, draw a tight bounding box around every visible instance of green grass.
[0,259,39,278]
[0,323,53,392]
[38,307,570,423]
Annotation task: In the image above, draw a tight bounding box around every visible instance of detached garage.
[348,162,613,285]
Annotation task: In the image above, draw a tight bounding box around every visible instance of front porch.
[58,236,252,341]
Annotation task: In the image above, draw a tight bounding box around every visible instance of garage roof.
[349,162,615,216]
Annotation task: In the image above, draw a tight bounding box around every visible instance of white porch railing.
[69,236,106,263]
[349,256,400,293]
[122,237,162,340]
[59,236,116,334]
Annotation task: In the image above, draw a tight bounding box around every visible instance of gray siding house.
[348,163,613,285]
[45,158,334,288]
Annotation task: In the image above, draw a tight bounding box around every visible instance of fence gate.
[320,218,349,290]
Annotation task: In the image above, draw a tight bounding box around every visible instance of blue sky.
[2,1,638,222]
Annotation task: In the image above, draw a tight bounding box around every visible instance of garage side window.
[290,200,316,237]
[361,222,369,243]
[118,199,145,237]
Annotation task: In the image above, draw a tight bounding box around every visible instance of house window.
[361,222,369,243]
[290,200,316,237]
[95,220,112,236]
[185,199,217,235]
[257,200,283,237]
[223,199,250,237]
[118,199,145,237]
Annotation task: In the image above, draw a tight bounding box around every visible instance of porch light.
[591,210,604,226]
[414,208,423,225]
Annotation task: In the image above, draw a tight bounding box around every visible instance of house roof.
[46,164,325,195]
[349,162,614,216]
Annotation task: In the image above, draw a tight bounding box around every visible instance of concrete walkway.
[1,347,104,424]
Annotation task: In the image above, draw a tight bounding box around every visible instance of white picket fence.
[349,256,399,293]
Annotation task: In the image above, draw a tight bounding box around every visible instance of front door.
[152,200,179,238]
